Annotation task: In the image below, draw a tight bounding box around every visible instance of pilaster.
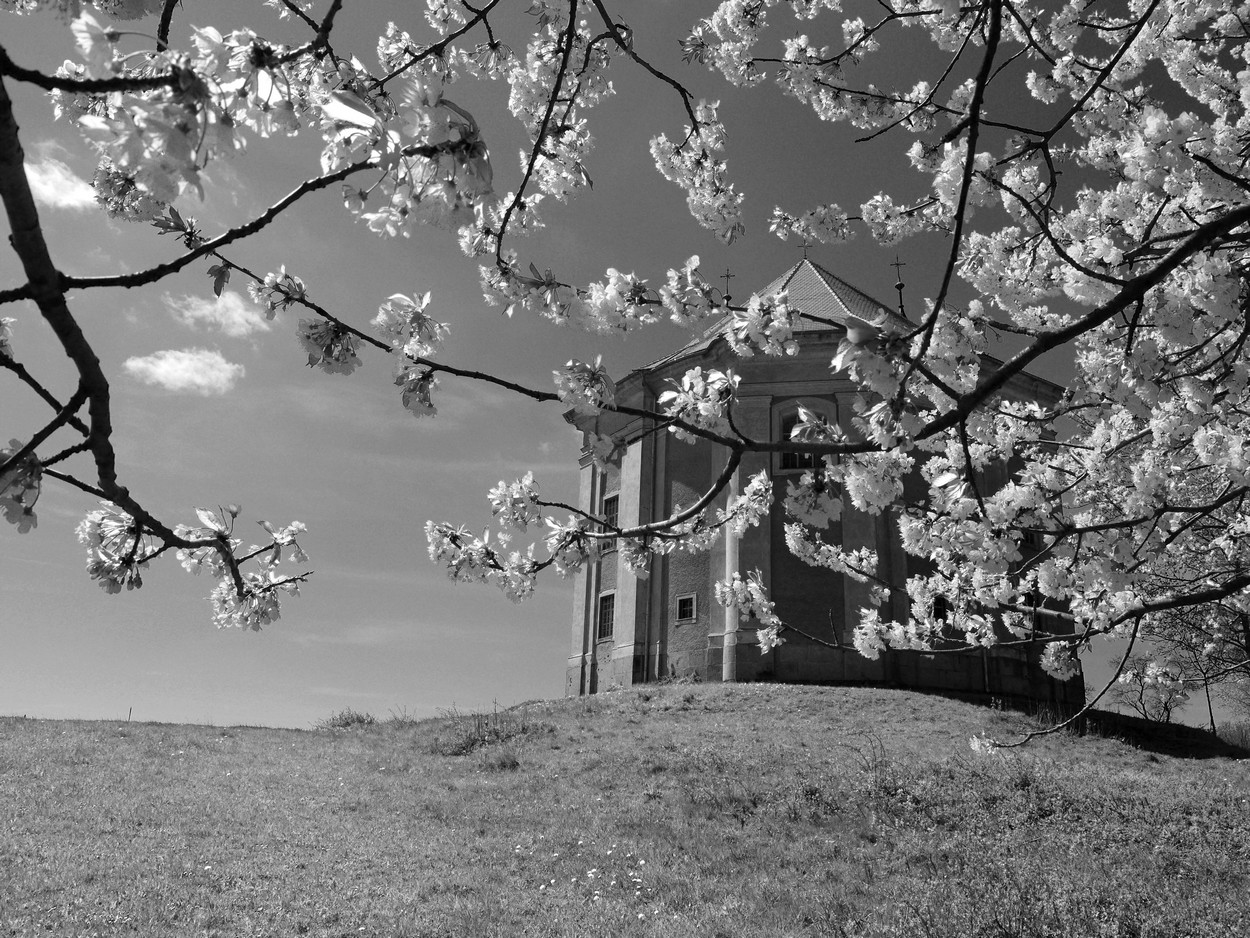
[610,434,651,686]
[567,458,598,696]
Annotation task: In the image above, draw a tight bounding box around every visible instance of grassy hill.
[2,683,1248,937]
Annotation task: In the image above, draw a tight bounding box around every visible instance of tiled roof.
[636,259,903,373]
[759,259,907,333]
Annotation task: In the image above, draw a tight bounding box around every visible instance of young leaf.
[207,264,230,297]
[195,507,226,533]
[320,90,381,130]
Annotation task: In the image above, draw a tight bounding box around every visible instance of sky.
[0,1,1077,729]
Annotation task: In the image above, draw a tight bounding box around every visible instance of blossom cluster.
[298,318,361,375]
[210,570,300,631]
[719,471,773,536]
[504,11,615,202]
[372,291,450,360]
[480,258,655,331]
[424,520,541,602]
[327,74,496,237]
[488,472,541,531]
[75,500,310,628]
[554,358,616,415]
[1040,644,1082,683]
[174,506,239,577]
[249,268,308,318]
[658,256,722,328]
[482,255,736,339]
[725,292,798,357]
[769,203,853,245]
[787,526,880,590]
[649,101,745,244]
[783,471,842,529]
[75,503,154,593]
[56,14,324,207]
[394,363,438,417]
[657,368,740,443]
[207,515,309,630]
[714,570,784,652]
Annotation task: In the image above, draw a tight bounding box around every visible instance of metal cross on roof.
[891,255,907,318]
[721,267,734,302]
[800,239,812,259]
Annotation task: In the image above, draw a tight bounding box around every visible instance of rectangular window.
[601,493,619,551]
[596,592,615,641]
[676,594,696,622]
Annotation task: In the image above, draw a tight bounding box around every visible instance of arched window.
[779,412,816,471]
[772,399,837,475]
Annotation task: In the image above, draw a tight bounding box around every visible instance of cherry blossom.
[249,268,307,318]
[75,503,154,593]
[657,368,740,443]
[553,358,615,415]
[488,472,541,532]
[715,570,784,652]
[298,318,361,374]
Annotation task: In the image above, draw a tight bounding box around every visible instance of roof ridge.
[799,258,853,322]
[803,258,906,325]
[631,259,899,375]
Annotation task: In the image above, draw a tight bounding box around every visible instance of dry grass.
[1,684,1247,937]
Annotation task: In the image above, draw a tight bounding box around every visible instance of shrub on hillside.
[315,708,377,730]
[428,705,551,757]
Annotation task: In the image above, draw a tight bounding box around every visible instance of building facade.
[565,260,1084,710]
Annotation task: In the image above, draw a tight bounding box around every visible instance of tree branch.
[0,383,87,479]
[0,355,91,435]
[156,0,179,51]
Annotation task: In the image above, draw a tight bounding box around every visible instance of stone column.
[611,435,651,686]
[646,424,668,680]
[721,466,740,682]
[567,458,598,696]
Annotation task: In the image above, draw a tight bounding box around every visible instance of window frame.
[772,399,838,476]
[778,412,818,472]
[600,492,619,553]
[675,593,697,623]
[596,591,616,642]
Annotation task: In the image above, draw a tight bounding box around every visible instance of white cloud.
[166,290,271,338]
[123,348,244,395]
[23,157,96,211]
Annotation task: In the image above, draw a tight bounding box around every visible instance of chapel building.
[564,259,1084,710]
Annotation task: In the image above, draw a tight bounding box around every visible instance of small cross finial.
[800,239,811,260]
[721,267,735,302]
[891,255,907,318]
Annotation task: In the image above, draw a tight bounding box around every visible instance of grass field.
[2,683,1248,937]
